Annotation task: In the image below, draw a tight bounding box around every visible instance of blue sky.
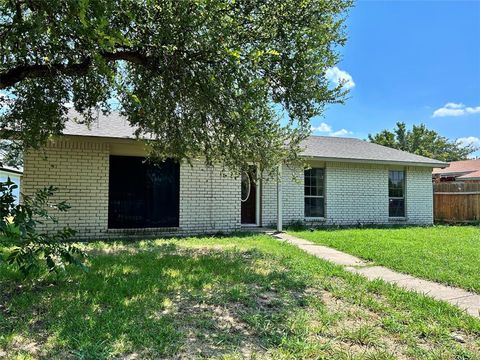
[312,0,480,156]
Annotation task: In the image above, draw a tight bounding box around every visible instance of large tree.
[368,122,476,162]
[0,0,352,172]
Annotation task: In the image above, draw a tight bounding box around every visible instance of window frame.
[304,167,325,219]
[108,155,180,229]
[388,170,406,218]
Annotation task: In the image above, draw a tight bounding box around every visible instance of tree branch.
[0,50,149,89]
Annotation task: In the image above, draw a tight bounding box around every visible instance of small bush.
[0,178,86,277]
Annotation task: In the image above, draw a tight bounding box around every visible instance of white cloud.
[444,102,464,109]
[325,67,355,90]
[311,122,353,137]
[432,102,480,118]
[457,136,480,148]
[330,129,353,137]
[311,122,332,133]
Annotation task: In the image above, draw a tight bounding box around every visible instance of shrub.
[0,179,86,277]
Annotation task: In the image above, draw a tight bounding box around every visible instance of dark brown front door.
[241,167,256,224]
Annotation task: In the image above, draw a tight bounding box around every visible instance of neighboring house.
[432,159,480,182]
[21,113,447,239]
[0,165,23,204]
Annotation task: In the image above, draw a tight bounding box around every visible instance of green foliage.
[0,179,85,277]
[290,226,480,293]
[368,122,477,162]
[0,140,23,168]
[0,235,478,358]
[0,0,352,173]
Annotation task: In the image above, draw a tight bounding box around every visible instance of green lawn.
[1,234,479,359]
[290,226,480,294]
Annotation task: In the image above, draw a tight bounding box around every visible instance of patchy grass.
[0,234,479,359]
[290,226,480,294]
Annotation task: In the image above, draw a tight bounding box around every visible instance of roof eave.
[301,155,448,168]
[434,171,474,177]
[458,177,480,180]
[0,168,23,175]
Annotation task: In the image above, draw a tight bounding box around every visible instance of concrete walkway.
[271,232,480,318]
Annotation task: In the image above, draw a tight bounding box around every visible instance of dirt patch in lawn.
[151,292,266,359]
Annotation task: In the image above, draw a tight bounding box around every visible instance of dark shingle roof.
[300,136,447,167]
[62,112,447,167]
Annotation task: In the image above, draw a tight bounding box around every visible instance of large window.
[305,168,325,218]
[108,156,180,228]
[388,170,405,217]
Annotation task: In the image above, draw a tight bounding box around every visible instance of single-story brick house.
[22,113,447,239]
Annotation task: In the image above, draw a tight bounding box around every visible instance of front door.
[241,166,257,224]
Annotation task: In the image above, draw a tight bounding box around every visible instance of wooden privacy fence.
[433,182,480,223]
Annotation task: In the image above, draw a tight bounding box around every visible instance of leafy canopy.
[368,122,477,162]
[0,0,352,172]
[0,140,23,168]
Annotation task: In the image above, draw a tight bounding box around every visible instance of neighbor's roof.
[0,165,23,175]
[62,112,447,167]
[300,136,447,167]
[457,170,480,180]
[432,159,480,179]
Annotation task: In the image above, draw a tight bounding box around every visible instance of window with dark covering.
[388,170,405,217]
[305,168,325,218]
[108,156,180,228]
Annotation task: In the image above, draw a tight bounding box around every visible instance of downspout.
[276,163,283,232]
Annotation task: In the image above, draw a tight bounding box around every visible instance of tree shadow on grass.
[88,230,264,246]
[0,243,312,359]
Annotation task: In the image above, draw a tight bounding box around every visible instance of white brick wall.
[261,164,304,227]
[406,166,434,224]
[323,162,390,225]
[22,139,110,239]
[261,161,434,227]
[179,159,241,233]
[22,139,241,239]
[22,138,434,239]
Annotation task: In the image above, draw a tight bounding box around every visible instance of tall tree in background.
[0,0,352,172]
[368,122,476,162]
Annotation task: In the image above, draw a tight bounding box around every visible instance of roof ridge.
[307,134,362,141]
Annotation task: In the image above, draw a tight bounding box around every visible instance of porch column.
[276,163,283,232]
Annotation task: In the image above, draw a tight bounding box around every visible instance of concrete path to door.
[271,232,480,318]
